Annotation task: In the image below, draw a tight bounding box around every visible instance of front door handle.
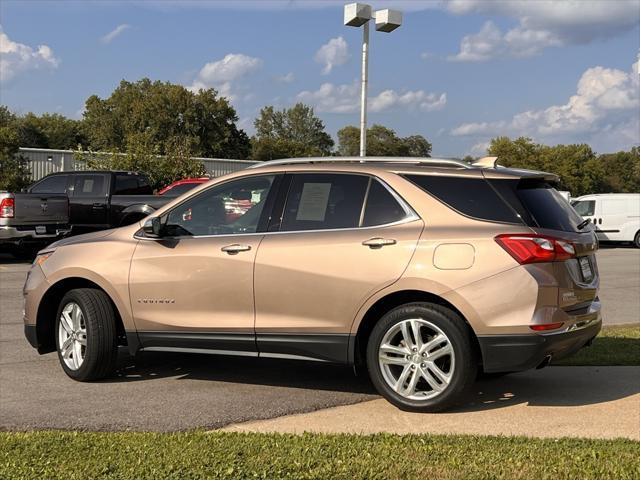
[221,244,252,255]
[362,237,397,249]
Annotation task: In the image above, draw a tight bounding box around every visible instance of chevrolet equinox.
[23,157,602,412]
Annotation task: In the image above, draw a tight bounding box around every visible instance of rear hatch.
[487,175,599,311]
[13,193,69,227]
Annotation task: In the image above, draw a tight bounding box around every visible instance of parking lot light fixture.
[344,3,402,157]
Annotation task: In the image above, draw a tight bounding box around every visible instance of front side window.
[165,175,274,236]
[72,175,107,197]
[572,200,595,217]
[30,175,68,194]
[280,174,369,232]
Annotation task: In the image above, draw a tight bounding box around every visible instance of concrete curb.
[221,366,640,440]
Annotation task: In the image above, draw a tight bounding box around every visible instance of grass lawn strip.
[0,431,638,480]
[553,323,639,366]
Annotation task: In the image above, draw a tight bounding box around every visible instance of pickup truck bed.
[0,191,71,255]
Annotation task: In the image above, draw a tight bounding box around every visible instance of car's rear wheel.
[366,302,477,412]
[55,288,118,381]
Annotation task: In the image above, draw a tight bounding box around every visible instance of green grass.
[0,431,638,480]
[554,324,640,366]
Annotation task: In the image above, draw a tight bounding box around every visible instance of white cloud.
[189,53,262,100]
[314,36,350,75]
[448,0,640,61]
[0,28,59,83]
[297,82,446,113]
[275,72,295,83]
[451,59,640,150]
[101,24,131,44]
[369,89,447,113]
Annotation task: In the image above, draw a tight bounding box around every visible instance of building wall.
[19,148,258,182]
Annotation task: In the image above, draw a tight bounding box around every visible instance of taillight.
[495,234,576,264]
[0,197,15,218]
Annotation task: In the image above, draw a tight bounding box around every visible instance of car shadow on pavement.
[106,351,639,411]
[107,351,378,395]
[453,366,640,412]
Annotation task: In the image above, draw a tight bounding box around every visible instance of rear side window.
[281,174,369,231]
[572,200,595,217]
[30,175,68,194]
[114,175,153,195]
[405,175,521,224]
[72,175,107,197]
[490,179,584,233]
[362,179,408,227]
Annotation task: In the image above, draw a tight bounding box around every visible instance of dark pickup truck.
[1,171,172,256]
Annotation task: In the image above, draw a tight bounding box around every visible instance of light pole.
[344,3,402,157]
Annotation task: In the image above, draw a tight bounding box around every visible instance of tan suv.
[23,157,602,411]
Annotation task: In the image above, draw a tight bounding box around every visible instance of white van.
[571,194,640,247]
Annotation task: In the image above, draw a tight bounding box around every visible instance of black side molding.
[132,331,354,364]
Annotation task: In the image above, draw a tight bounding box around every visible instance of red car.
[157,178,209,196]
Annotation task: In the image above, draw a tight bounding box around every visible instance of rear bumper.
[0,225,71,244]
[478,317,602,373]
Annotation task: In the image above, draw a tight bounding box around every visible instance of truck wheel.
[366,302,477,412]
[55,288,118,381]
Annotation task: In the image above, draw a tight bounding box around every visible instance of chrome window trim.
[135,171,421,241]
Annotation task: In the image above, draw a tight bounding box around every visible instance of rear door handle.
[221,244,252,255]
[362,237,397,249]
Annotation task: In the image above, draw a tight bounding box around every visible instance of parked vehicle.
[0,191,70,258]
[571,193,640,247]
[158,178,209,196]
[23,157,601,412]
[26,171,172,232]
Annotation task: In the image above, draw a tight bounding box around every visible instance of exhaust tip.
[536,355,553,370]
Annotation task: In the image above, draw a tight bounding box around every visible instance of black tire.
[634,231,640,249]
[55,288,118,381]
[366,302,477,412]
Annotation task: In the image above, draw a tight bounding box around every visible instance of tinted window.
[490,179,584,232]
[30,175,68,194]
[72,175,106,196]
[572,200,595,217]
[406,175,521,224]
[113,175,140,195]
[164,183,201,196]
[363,179,408,227]
[280,174,369,231]
[165,175,274,236]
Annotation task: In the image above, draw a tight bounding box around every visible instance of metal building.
[18,148,258,182]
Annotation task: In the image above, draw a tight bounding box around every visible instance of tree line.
[1,77,638,194]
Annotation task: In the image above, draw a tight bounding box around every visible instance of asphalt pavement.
[0,246,638,431]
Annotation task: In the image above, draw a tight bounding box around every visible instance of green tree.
[18,113,85,149]
[78,133,205,191]
[0,106,31,191]
[598,148,640,193]
[337,124,431,157]
[82,78,250,159]
[488,136,607,197]
[251,103,334,160]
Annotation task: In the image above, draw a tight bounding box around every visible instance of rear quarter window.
[404,175,522,224]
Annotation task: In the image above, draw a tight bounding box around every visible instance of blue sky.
[1,0,639,156]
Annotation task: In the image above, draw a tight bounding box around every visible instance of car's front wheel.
[366,302,477,412]
[55,288,118,381]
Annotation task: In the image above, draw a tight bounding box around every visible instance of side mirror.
[142,217,163,238]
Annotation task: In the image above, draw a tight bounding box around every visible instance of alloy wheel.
[377,318,455,400]
[58,302,87,370]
